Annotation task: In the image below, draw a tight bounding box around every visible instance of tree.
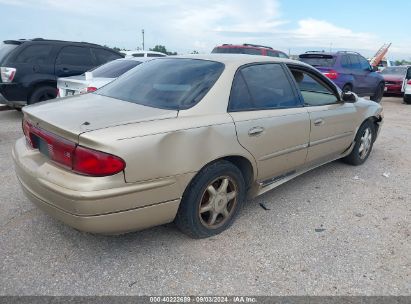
[191,50,199,54]
[150,45,177,55]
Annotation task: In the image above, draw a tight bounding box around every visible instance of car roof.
[159,54,308,68]
[214,43,287,53]
[122,50,167,55]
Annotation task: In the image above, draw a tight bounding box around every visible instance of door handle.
[248,126,264,136]
[314,119,325,126]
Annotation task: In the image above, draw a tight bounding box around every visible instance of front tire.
[370,82,385,103]
[404,94,411,104]
[343,121,375,166]
[175,160,245,238]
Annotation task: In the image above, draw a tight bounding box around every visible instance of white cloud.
[1,0,406,58]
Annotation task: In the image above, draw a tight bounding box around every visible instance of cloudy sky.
[0,0,410,59]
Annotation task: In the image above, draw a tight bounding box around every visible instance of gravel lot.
[0,97,410,296]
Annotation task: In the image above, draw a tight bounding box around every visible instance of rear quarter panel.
[78,114,258,185]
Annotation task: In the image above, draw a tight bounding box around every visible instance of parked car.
[299,51,385,103]
[121,50,167,58]
[402,66,411,104]
[14,55,383,238]
[379,66,409,95]
[212,43,289,58]
[0,38,123,108]
[57,57,151,97]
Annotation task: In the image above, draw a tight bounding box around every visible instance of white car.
[402,66,411,104]
[57,58,150,97]
[121,50,167,58]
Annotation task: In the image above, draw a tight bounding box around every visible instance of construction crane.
[369,43,391,67]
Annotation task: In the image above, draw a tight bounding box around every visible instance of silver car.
[57,58,151,97]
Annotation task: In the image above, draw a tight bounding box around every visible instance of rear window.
[90,60,142,78]
[0,43,17,63]
[96,58,225,110]
[147,53,166,57]
[299,54,336,67]
[381,66,408,75]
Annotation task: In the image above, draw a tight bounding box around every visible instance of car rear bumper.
[384,84,402,94]
[12,137,181,234]
[0,83,28,106]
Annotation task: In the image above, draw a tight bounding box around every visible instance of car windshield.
[299,54,336,67]
[96,58,225,110]
[380,66,408,75]
[0,43,17,63]
[90,60,142,78]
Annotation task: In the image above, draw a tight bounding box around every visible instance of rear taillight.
[0,67,16,83]
[86,87,97,93]
[73,146,125,176]
[79,87,97,94]
[22,118,125,176]
[323,70,339,80]
[408,80,411,85]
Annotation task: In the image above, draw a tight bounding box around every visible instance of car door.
[358,55,380,95]
[348,54,367,94]
[287,66,357,165]
[55,46,95,77]
[228,63,310,182]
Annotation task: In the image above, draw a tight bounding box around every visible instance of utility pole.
[142,29,145,50]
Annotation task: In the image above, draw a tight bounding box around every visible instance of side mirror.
[342,91,357,103]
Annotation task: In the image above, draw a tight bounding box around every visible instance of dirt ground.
[0,96,410,295]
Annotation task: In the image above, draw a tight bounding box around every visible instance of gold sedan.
[13,55,383,238]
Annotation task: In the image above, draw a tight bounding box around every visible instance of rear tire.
[343,120,375,166]
[370,82,384,103]
[175,160,245,238]
[404,95,411,104]
[28,86,57,105]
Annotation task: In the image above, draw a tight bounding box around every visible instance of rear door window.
[56,46,94,66]
[229,63,300,111]
[92,48,122,64]
[299,54,336,67]
[243,48,262,55]
[266,50,280,57]
[15,44,53,64]
[341,55,351,68]
[348,54,361,69]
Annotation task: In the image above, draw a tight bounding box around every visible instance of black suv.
[0,38,123,108]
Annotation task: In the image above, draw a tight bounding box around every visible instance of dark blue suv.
[299,51,385,103]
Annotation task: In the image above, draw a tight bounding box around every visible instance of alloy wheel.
[198,176,238,229]
[359,127,373,159]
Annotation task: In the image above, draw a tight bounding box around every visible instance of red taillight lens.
[29,124,75,169]
[323,70,339,80]
[22,118,125,176]
[73,146,125,176]
[407,80,411,85]
[86,87,97,93]
[0,67,16,83]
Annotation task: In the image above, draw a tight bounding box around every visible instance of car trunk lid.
[23,93,178,143]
